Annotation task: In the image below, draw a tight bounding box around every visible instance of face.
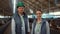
[36,11,42,18]
[17,7,24,14]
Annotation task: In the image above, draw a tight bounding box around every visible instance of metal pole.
[48,0,50,12]
[13,0,17,14]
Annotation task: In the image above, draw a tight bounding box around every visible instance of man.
[31,10,50,34]
[11,2,30,34]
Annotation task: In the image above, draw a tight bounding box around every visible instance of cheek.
[18,9,20,11]
[18,9,21,11]
[36,15,39,17]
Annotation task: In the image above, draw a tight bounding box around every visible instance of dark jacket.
[11,12,30,34]
[31,19,50,34]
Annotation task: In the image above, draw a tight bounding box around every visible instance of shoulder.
[42,20,48,25]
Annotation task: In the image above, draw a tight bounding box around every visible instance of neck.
[37,17,42,23]
[37,18,41,21]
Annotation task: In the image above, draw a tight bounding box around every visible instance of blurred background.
[0,0,60,34]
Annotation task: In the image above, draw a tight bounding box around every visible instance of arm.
[31,23,34,34]
[11,18,16,34]
[46,21,50,34]
[27,19,30,34]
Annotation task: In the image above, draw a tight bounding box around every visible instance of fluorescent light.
[0,15,4,18]
[53,11,60,15]
[0,15,11,18]
[49,11,60,15]
[28,15,33,18]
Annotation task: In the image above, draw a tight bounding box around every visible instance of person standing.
[31,10,50,34]
[11,2,30,34]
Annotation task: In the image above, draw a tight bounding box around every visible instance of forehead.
[18,7,24,8]
[36,11,42,13]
